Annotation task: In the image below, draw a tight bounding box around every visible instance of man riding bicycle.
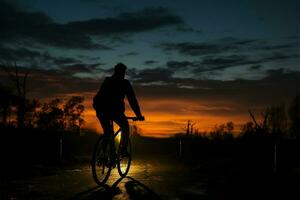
[93,63,144,156]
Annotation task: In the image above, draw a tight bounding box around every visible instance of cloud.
[0,66,102,99]
[119,52,139,57]
[165,52,300,75]
[133,68,300,109]
[260,42,300,50]
[249,65,263,71]
[144,60,158,65]
[0,1,183,49]
[0,46,108,76]
[61,63,104,74]
[263,52,300,62]
[1,65,299,134]
[158,37,300,58]
[194,54,256,73]
[166,61,199,70]
[0,46,80,66]
[158,38,257,56]
[131,67,174,83]
[175,26,202,34]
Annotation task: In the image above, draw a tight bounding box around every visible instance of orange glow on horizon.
[82,97,249,137]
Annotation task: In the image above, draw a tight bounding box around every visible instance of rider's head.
[113,63,127,79]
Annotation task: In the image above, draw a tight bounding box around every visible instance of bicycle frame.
[112,116,139,138]
[92,116,140,185]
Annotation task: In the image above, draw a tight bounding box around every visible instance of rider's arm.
[126,81,143,118]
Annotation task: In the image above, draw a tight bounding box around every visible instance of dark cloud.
[163,55,261,74]
[119,52,139,57]
[0,1,105,49]
[264,68,300,81]
[175,26,202,34]
[1,65,299,120]
[144,60,158,65]
[0,66,101,99]
[193,54,261,73]
[158,38,257,56]
[158,37,300,58]
[249,65,263,71]
[61,63,104,74]
[133,68,300,113]
[194,52,300,73]
[0,46,79,66]
[159,42,226,56]
[166,61,199,70]
[263,52,300,62]
[0,1,183,49]
[131,67,174,83]
[260,42,300,50]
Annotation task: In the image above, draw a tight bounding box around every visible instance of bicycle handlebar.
[126,116,145,121]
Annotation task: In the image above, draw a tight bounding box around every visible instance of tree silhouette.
[267,103,288,137]
[23,99,40,128]
[36,97,85,131]
[289,93,300,138]
[0,61,29,128]
[37,98,64,130]
[211,121,234,140]
[0,84,16,125]
[63,96,85,131]
[248,109,269,136]
[185,120,196,135]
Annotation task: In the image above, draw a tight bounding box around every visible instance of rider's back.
[93,76,130,113]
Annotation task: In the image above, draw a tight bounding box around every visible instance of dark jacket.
[93,76,142,116]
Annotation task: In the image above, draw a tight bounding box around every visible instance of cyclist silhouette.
[93,63,144,156]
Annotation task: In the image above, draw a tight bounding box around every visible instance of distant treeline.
[0,86,85,131]
[177,93,300,140]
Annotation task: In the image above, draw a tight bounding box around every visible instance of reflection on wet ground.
[7,156,208,200]
[6,155,297,199]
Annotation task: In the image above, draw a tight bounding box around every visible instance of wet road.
[7,156,208,200]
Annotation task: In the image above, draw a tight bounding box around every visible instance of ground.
[3,155,300,200]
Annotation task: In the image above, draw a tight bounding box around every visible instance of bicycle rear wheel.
[117,139,132,177]
[92,136,112,185]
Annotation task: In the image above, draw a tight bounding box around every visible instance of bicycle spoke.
[92,136,112,185]
[117,139,132,177]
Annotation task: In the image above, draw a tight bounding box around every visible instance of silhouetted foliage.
[23,99,40,128]
[210,121,234,141]
[240,121,255,137]
[37,98,65,130]
[0,84,15,125]
[63,96,85,131]
[289,93,300,138]
[266,103,289,138]
[1,62,29,128]
[36,97,85,131]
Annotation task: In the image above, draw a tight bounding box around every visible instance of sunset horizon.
[1,1,299,199]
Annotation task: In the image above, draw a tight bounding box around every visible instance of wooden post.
[273,143,277,174]
[59,135,62,163]
[179,139,182,157]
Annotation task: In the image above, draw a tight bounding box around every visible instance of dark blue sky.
[0,0,299,135]
[1,0,299,80]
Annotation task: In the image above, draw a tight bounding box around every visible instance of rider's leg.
[96,111,113,154]
[96,112,114,163]
[96,111,112,138]
[112,113,129,149]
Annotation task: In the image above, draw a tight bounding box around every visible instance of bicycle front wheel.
[92,136,112,185]
[117,139,132,177]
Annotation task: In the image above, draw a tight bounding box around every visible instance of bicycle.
[91,117,140,185]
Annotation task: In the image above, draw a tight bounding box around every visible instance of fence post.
[273,143,277,174]
[59,134,63,163]
[179,138,182,157]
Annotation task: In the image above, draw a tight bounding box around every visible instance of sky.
[0,0,299,136]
